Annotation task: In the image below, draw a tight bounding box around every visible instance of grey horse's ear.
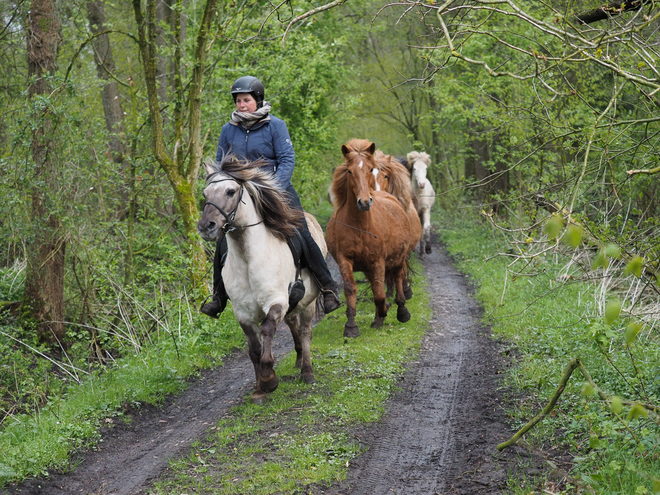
[203,158,216,177]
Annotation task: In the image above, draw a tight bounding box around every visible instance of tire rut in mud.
[2,333,297,495]
[4,244,545,495]
[320,244,536,495]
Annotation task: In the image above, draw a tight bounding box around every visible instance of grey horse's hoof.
[302,372,316,384]
[259,373,279,393]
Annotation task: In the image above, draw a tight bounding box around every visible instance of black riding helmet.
[230,76,265,108]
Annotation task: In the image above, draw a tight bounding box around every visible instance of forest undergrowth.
[438,206,660,494]
[0,268,246,484]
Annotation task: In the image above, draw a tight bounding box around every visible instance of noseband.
[203,177,263,234]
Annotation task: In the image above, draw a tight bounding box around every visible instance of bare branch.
[627,165,660,175]
[282,0,348,48]
[575,0,649,25]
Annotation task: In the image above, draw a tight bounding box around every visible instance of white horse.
[197,155,324,404]
[406,151,436,258]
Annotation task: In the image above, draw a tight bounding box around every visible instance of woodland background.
[1,0,659,491]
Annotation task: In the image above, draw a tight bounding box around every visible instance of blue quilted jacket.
[215,115,295,190]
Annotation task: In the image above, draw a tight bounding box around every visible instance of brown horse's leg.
[403,265,413,300]
[338,259,360,338]
[259,304,283,394]
[369,263,388,329]
[394,265,411,323]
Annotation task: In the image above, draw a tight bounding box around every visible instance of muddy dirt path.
[320,245,536,495]
[3,332,299,495]
[4,242,540,495]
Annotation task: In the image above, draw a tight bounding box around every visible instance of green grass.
[0,313,244,484]
[149,263,431,494]
[0,257,431,493]
[437,208,660,494]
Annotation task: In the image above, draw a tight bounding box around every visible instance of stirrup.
[321,286,342,314]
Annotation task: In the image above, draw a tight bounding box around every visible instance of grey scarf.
[230,102,272,129]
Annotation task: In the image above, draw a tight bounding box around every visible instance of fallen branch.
[497,357,659,450]
[498,358,580,450]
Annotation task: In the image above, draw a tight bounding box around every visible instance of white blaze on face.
[358,160,363,169]
[372,168,381,191]
[413,161,427,188]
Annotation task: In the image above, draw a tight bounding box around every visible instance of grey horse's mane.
[205,155,302,240]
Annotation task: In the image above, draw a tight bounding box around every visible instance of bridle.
[203,176,263,234]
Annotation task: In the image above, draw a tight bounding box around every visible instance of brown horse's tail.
[385,254,417,292]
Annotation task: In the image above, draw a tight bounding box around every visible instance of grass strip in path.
[149,262,431,494]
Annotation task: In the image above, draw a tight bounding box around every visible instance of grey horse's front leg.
[259,304,284,393]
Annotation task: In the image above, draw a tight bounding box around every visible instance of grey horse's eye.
[226,188,237,197]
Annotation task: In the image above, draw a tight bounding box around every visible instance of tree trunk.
[156,0,170,135]
[24,0,65,343]
[465,120,489,200]
[132,0,216,290]
[428,87,446,196]
[86,0,130,207]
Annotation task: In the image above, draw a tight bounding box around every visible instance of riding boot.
[200,236,229,319]
[284,185,342,314]
[300,229,342,314]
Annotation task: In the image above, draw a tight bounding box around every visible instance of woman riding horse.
[200,75,341,318]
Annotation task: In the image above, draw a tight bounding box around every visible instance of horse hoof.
[371,316,385,329]
[295,357,303,369]
[426,244,432,254]
[404,286,413,300]
[343,323,360,338]
[302,372,316,385]
[260,373,279,393]
[397,306,411,323]
[251,391,267,405]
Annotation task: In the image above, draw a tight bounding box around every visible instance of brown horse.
[326,139,413,338]
[373,151,422,261]
[372,151,422,299]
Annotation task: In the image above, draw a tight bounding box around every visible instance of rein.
[204,177,264,233]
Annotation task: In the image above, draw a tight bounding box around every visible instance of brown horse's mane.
[374,151,412,208]
[206,156,302,240]
[330,139,377,209]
